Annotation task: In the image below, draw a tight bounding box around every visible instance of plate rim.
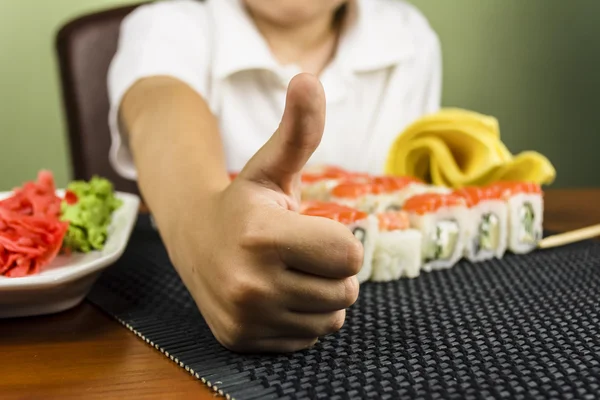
[0,190,140,290]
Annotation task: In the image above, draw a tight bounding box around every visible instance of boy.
[108,0,441,352]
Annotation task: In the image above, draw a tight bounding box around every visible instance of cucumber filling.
[518,202,537,244]
[425,220,459,262]
[475,212,500,254]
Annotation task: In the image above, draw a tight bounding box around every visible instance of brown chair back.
[55,4,142,194]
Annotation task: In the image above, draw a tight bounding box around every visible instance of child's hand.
[166,74,363,353]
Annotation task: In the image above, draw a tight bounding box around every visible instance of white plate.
[0,190,140,318]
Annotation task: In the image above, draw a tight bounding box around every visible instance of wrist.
[149,184,224,246]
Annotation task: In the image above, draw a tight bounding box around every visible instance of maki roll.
[336,209,378,283]
[301,172,346,201]
[409,183,453,197]
[403,193,469,272]
[372,211,422,281]
[301,166,369,202]
[330,182,376,213]
[301,202,378,284]
[330,176,424,214]
[455,186,508,262]
[369,176,424,212]
[491,182,544,254]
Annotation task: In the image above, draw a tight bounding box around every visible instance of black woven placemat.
[87,215,600,400]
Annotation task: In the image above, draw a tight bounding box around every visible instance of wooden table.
[2,189,599,399]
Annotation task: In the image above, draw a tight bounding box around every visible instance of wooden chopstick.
[538,224,600,249]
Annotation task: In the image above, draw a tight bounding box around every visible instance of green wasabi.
[60,176,122,253]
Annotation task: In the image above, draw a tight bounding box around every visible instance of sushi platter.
[289,165,547,284]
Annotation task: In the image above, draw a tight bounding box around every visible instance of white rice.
[371,229,422,281]
[331,195,374,214]
[381,183,453,213]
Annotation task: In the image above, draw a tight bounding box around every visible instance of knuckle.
[328,310,346,333]
[239,223,270,249]
[287,338,319,353]
[215,317,248,352]
[344,236,365,276]
[343,276,360,307]
[228,276,266,307]
[264,338,319,353]
[238,207,280,250]
[296,338,319,352]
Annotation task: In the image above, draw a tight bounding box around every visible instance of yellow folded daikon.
[385,108,556,188]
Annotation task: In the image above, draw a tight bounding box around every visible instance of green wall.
[1,0,599,190]
[410,0,600,187]
[0,0,141,191]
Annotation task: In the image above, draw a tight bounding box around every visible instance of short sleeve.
[107,0,211,180]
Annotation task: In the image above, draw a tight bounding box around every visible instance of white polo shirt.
[108,0,442,180]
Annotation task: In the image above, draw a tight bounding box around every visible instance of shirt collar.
[210,0,279,80]
[339,0,417,73]
[209,0,417,80]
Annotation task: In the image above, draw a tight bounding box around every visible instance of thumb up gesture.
[168,74,363,353]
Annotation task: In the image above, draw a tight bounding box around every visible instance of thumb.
[240,73,326,193]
